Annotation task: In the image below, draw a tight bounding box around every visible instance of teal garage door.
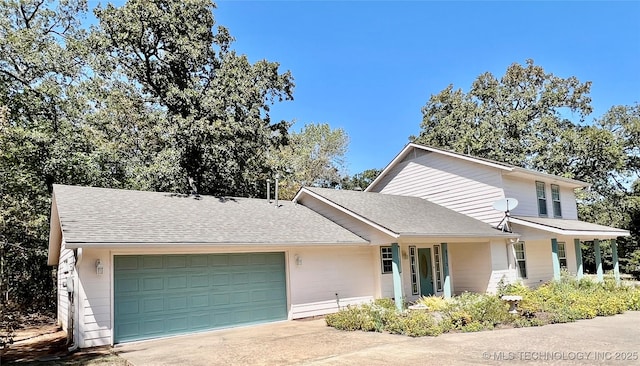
[114,253,287,343]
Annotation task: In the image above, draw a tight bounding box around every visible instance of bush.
[416,295,450,311]
[326,278,640,337]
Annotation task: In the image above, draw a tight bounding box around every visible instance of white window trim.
[433,245,443,292]
[409,246,418,295]
[514,241,528,279]
[380,246,393,274]
[551,184,562,218]
[536,181,548,217]
[557,241,567,269]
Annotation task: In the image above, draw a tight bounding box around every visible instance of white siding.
[289,246,375,318]
[448,242,492,294]
[56,240,75,331]
[77,248,112,348]
[488,241,517,293]
[372,151,506,226]
[503,176,579,220]
[519,239,554,286]
[70,245,377,347]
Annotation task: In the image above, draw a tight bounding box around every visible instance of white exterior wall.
[488,240,517,292]
[448,242,492,294]
[288,246,375,318]
[77,248,112,348]
[502,175,579,220]
[69,245,375,347]
[57,240,75,331]
[372,151,506,226]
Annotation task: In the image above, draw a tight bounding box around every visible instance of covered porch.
[510,216,631,284]
[382,236,518,311]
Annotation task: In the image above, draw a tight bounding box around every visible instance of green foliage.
[413,59,640,273]
[416,295,450,311]
[93,0,294,196]
[340,169,382,191]
[270,123,349,200]
[327,280,640,337]
[0,0,297,330]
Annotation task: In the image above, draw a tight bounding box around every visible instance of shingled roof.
[50,185,368,247]
[297,187,515,239]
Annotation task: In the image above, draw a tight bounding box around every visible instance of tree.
[341,169,381,191]
[93,0,294,197]
[0,1,116,337]
[271,123,349,200]
[415,59,593,171]
[413,60,639,274]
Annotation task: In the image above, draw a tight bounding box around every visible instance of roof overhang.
[62,240,371,249]
[510,216,630,239]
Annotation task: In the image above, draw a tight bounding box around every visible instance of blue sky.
[89,1,640,175]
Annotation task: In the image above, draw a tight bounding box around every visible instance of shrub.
[416,295,450,311]
[326,280,640,337]
[402,311,443,337]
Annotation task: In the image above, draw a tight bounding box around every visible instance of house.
[366,143,630,288]
[47,143,629,347]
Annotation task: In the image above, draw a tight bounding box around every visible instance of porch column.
[594,239,604,282]
[551,238,561,281]
[574,239,583,280]
[611,239,620,285]
[391,243,403,311]
[441,243,452,299]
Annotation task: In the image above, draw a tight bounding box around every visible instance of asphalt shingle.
[53,185,368,245]
[303,187,512,238]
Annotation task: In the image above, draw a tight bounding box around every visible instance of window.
[433,245,443,292]
[381,246,393,274]
[557,241,567,268]
[409,246,418,295]
[536,181,547,216]
[514,241,527,278]
[551,184,562,218]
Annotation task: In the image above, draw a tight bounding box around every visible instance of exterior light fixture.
[295,255,302,266]
[95,259,104,275]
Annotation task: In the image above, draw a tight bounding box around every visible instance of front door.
[418,248,434,296]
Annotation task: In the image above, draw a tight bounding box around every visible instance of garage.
[114,252,287,343]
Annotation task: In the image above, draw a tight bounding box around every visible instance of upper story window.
[551,184,562,218]
[381,246,393,274]
[536,181,547,216]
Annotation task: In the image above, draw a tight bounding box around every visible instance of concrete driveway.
[116,312,640,365]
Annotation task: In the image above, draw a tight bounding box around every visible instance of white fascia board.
[296,188,400,239]
[510,218,630,238]
[63,241,372,249]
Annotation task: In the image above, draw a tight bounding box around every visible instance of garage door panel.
[142,256,163,269]
[115,253,287,343]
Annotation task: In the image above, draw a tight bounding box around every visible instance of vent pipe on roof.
[267,179,271,203]
[274,174,279,208]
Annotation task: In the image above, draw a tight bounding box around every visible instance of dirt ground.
[0,321,127,365]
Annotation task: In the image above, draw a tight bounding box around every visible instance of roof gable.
[366,143,589,192]
[295,187,516,239]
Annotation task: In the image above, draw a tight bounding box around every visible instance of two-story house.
[366,143,629,292]
[47,143,629,347]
